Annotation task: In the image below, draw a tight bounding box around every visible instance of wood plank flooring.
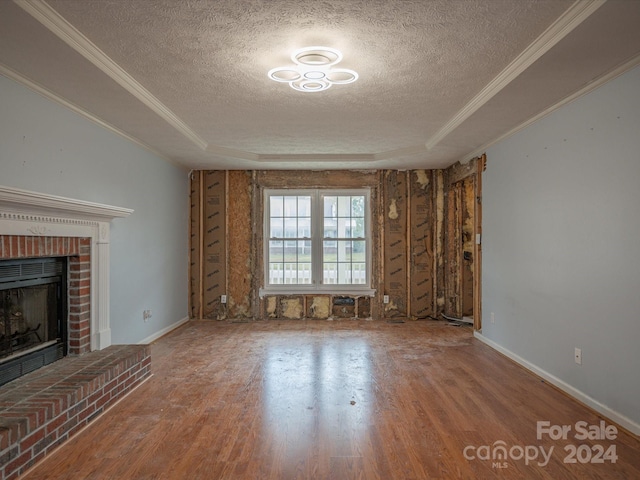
[22,320,640,479]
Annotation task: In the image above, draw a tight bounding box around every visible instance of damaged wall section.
[189,164,481,321]
[443,158,481,320]
[227,171,253,318]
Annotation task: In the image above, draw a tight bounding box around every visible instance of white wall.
[0,75,189,345]
[482,65,640,432]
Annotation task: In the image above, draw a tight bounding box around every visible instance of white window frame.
[259,188,375,297]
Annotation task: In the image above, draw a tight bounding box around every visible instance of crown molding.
[0,185,133,221]
[0,64,189,170]
[373,145,426,160]
[204,145,429,164]
[205,144,260,161]
[463,53,640,163]
[257,153,375,162]
[425,0,606,151]
[15,0,208,151]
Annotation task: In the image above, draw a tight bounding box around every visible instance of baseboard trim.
[474,331,640,436]
[139,316,190,345]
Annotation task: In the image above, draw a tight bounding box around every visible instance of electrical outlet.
[383,295,389,304]
[221,295,227,304]
[574,347,582,365]
[490,312,495,324]
[143,309,152,322]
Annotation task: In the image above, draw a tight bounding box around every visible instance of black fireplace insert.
[0,257,67,386]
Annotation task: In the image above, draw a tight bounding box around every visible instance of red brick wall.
[0,345,151,480]
[0,235,92,355]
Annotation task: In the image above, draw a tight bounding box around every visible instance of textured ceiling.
[1,0,640,170]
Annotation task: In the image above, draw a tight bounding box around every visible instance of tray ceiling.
[1,0,639,170]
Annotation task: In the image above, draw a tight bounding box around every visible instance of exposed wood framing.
[461,178,475,317]
[445,180,462,318]
[187,167,480,322]
[434,170,445,314]
[256,169,379,189]
[447,159,477,185]
[202,171,227,319]
[199,172,204,320]
[227,171,253,318]
[473,154,486,330]
[409,170,435,318]
[442,157,481,323]
[372,175,383,320]
[251,170,261,321]
[188,171,202,319]
[406,171,412,317]
[225,170,229,311]
[383,170,408,318]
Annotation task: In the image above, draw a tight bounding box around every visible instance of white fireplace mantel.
[0,186,134,351]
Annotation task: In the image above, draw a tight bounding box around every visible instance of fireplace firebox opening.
[0,257,67,386]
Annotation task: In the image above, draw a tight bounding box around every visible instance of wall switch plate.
[574,347,582,365]
[490,312,495,324]
[221,295,227,304]
[383,295,389,304]
[143,310,152,322]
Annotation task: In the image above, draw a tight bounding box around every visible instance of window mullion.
[312,190,322,285]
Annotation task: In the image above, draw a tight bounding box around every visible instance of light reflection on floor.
[262,334,372,460]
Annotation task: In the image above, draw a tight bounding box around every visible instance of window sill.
[259,287,376,298]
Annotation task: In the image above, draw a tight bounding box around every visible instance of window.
[262,189,373,295]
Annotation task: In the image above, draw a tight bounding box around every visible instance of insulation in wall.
[383,171,408,317]
[308,296,331,319]
[265,296,277,318]
[357,296,371,318]
[409,170,434,318]
[461,177,475,317]
[189,172,201,319]
[443,159,478,320]
[227,171,253,318]
[202,171,226,318]
[189,168,463,322]
[256,169,379,189]
[256,169,381,319]
[445,180,462,318]
[332,296,356,318]
[279,296,304,319]
[434,170,446,313]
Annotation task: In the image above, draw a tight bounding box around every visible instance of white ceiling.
[1,0,639,170]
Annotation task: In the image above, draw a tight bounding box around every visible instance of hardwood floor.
[22,320,640,479]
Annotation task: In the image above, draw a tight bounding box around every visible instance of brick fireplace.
[0,186,134,354]
[1,236,92,362]
[0,186,152,480]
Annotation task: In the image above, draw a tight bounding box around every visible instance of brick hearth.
[0,345,150,479]
[0,187,139,479]
[0,235,151,479]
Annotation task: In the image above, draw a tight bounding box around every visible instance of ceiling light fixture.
[268,46,358,92]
